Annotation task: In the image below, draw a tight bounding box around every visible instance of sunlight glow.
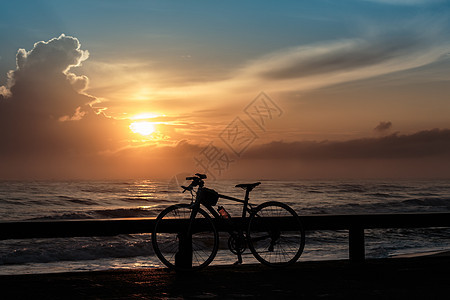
[130,113,165,120]
[129,121,156,136]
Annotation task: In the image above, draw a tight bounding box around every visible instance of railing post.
[349,225,365,263]
[175,231,192,268]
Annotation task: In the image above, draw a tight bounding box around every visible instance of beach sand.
[1,256,450,299]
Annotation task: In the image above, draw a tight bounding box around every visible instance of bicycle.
[152,173,305,271]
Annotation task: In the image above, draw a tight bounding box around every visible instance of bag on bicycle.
[196,187,219,206]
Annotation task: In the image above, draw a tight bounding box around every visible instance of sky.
[1,0,450,180]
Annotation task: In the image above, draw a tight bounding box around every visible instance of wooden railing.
[1,212,449,262]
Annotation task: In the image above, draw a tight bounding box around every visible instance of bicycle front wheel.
[247,201,305,267]
[152,204,218,271]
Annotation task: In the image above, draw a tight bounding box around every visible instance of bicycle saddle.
[235,182,261,190]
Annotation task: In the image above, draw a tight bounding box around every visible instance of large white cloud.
[1,34,94,120]
[15,34,89,76]
[0,35,128,169]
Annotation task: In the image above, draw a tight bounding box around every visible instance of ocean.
[1,179,450,275]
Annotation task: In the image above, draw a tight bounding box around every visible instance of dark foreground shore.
[1,256,450,299]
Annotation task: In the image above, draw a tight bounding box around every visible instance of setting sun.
[129,121,156,136]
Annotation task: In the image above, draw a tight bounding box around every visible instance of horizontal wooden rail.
[1,212,449,262]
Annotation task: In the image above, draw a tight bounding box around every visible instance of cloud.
[0,34,224,180]
[244,129,450,160]
[131,129,450,179]
[222,129,450,179]
[374,121,392,133]
[1,34,93,119]
[15,34,89,76]
[91,127,450,179]
[68,23,450,120]
[149,129,450,162]
[0,34,219,180]
[235,32,450,94]
[0,34,127,161]
[258,37,422,80]
[85,27,450,113]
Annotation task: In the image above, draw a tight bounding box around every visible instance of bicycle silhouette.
[152,173,305,271]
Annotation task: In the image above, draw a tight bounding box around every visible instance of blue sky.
[2,0,449,83]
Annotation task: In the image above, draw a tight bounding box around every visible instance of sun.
[129,121,156,136]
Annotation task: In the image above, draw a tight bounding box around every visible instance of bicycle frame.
[181,174,260,233]
[187,186,255,222]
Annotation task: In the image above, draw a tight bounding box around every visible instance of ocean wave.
[335,184,366,193]
[298,197,450,215]
[410,192,439,197]
[28,207,161,221]
[120,197,154,202]
[29,212,96,220]
[366,193,406,198]
[94,208,160,218]
[402,198,450,207]
[0,235,154,265]
[69,199,97,205]
[374,184,413,190]
[307,190,324,194]
[56,195,97,206]
[0,199,27,205]
[119,197,171,203]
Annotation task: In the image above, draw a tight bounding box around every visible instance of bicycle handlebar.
[181,185,193,193]
[185,174,207,181]
[181,173,207,192]
[195,173,207,179]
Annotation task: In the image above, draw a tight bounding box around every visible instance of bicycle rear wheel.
[247,201,305,267]
[152,204,218,271]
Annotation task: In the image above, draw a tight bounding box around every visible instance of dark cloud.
[128,130,450,179]
[245,129,450,160]
[117,129,450,178]
[374,121,392,132]
[260,36,422,80]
